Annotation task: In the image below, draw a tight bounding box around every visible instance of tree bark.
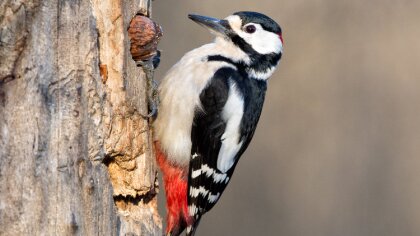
[0,0,161,235]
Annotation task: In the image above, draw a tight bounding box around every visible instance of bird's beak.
[188,14,231,37]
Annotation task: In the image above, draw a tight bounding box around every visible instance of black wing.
[187,66,267,223]
[188,67,230,218]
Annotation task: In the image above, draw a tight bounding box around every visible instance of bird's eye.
[245,25,256,34]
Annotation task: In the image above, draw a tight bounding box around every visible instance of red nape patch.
[155,142,192,234]
[278,33,284,44]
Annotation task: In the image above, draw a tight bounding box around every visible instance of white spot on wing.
[190,164,228,182]
[191,169,201,179]
[189,186,209,198]
[188,204,198,215]
[208,193,220,203]
[201,164,227,183]
[217,83,244,173]
[201,164,215,177]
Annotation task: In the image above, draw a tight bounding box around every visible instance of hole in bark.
[102,154,114,166]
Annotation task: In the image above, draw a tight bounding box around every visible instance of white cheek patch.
[226,16,283,55]
[239,24,282,54]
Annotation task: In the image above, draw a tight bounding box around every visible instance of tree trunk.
[0,0,161,235]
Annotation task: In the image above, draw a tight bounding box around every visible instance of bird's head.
[188,11,283,79]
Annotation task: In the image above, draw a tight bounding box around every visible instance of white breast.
[154,39,249,166]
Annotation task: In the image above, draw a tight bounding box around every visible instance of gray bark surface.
[0,0,161,235]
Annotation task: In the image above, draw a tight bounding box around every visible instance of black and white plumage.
[188,66,267,215]
[154,11,283,236]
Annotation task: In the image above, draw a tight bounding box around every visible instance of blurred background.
[153,0,420,235]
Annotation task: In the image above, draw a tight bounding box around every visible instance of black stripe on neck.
[207,54,280,79]
[207,55,246,76]
[207,55,237,66]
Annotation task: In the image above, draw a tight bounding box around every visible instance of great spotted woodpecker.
[154,11,283,236]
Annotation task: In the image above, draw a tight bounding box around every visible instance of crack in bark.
[113,189,156,207]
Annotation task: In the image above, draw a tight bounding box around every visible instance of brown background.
[153,0,420,235]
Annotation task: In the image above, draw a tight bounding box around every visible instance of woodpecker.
[154,11,283,236]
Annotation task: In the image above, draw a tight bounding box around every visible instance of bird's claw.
[137,58,159,119]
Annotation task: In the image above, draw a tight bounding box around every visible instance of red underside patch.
[155,142,192,234]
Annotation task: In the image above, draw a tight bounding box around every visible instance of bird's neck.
[211,37,281,80]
